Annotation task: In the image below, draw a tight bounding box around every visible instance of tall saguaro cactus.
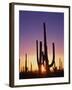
[36,23,55,72]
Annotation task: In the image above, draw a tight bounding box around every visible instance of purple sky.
[19,10,64,66]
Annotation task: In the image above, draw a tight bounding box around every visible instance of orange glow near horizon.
[19,53,64,72]
[41,64,46,73]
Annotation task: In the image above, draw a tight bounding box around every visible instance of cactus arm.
[48,43,55,67]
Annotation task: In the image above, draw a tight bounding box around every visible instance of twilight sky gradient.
[19,11,64,71]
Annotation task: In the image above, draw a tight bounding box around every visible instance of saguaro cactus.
[36,23,55,72]
[25,53,28,72]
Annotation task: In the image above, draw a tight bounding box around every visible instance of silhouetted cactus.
[25,53,28,72]
[36,23,55,72]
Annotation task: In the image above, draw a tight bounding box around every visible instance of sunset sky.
[19,11,64,72]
